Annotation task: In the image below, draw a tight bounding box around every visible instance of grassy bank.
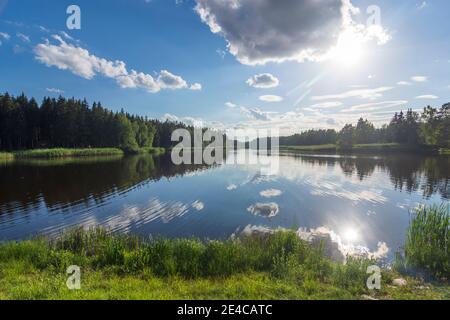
[0,152,14,161]
[0,147,166,160]
[281,143,439,154]
[280,144,337,152]
[12,148,125,159]
[0,222,448,300]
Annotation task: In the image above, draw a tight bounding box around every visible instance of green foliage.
[337,124,355,150]
[12,148,124,159]
[280,144,336,152]
[398,205,449,279]
[0,228,331,279]
[279,129,337,146]
[0,92,192,152]
[0,152,14,160]
[280,103,449,150]
[115,114,139,152]
[420,104,450,148]
[1,228,449,300]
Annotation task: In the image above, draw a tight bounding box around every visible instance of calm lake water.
[0,151,449,259]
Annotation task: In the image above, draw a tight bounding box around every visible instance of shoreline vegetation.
[280,143,449,155]
[1,93,449,158]
[1,143,448,162]
[0,205,448,300]
[0,147,166,161]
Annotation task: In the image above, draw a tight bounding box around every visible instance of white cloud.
[46,88,64,94]
[157,70,188,90]
[225,102,237,108]
[195,0,390,65]
[411,76,427,82]
[162,114,204,127]
[189,83,202,91]
[308,101,343,110]
[311,87,393,101]
[247,73,279,89]
[38,26,50,33]
[240,106,272,121]
[226,184,237,191]
[0,32,10,40]
[415,95,438,100]
[216,48,226,59]
[191,200,204,211]
[341,100,408,113]
[34,35,197,93]
[17,32,30,42]
[260,189,283,198]
[397,81,411,86]
[259,95,283,103]
[417,1,428,10]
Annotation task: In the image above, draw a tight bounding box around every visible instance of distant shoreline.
[280,143,448,155]
[1,144,448,162]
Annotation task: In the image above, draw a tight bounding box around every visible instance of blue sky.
[0,0,449,135]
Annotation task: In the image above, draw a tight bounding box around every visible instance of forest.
[1,92,449,152]
[0,92,194,152]
[280,104,450,150]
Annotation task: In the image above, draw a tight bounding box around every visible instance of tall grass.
[397,205,449,279]
[0,228,371,293]
[12,148,124,159]
[0,152,14,161]
[3,228,450,299]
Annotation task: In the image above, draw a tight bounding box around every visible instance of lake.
[0,151,448,260]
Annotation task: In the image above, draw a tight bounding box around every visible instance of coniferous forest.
[0,92,448,152]
[0,92,193,152]
[280,104,450,150]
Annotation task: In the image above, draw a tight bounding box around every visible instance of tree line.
[1,92,448,152]
[0,92,194,152]
[281,104,449,150]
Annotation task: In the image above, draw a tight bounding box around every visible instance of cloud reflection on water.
[240,224,389,263]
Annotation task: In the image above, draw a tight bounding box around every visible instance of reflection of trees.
[0,155,212,216]
[299,155,450,200]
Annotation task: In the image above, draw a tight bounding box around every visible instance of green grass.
[11,148,125,159]
[0,152,14,161]
[280,143,438,154]
[441,149,450,155]
[395,204,449,279]
[137,147,166,155]
[280,144,337,152]
[1,147,166,160]
[0,227,448,300]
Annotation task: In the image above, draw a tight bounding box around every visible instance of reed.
[401,204,449,279]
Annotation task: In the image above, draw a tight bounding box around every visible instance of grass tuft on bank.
[0,221,449,300]
[395,204,449,280]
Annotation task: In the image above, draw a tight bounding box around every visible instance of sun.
[331,29,365,67]
[343,227,360,243]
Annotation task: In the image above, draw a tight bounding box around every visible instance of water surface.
[0,152,448,258]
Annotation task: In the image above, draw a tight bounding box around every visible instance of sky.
[0,0,449,136]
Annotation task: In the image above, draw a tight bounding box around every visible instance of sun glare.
[331,30,365,67]
[343,227,360,243]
